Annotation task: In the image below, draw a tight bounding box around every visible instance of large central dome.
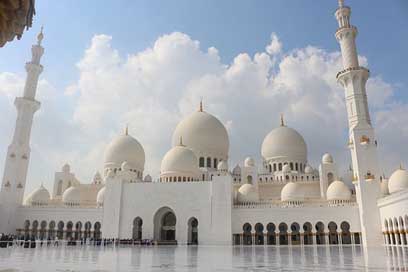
[261,124,307,162]
[172,105,229,161]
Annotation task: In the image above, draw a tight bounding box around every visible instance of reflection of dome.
[282,164,291,173]
[244,157,255,167]
[96,187,105,207]
[261,125,307,162]
[62,186,80,206]
[104,132,145,173]
[322,153,333,164]
[326,180,351,201]
[161,143,199,179]
[172,106,229,161]
[217,160,228,172]
[237,184,258,202]
[304,165,313,174]
[388,168,408,194]
[281,182,304,202]
[26,184,50,206]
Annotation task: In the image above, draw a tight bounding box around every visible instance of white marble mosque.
[0,0,407,249]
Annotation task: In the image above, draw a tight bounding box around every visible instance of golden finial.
[199,97,203,112]
[37,26,44,45]
[179,136,184,146]
[125,124,128,136]
[280,113,285,126]
[338,0,344,8]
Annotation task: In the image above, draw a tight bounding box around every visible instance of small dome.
[282,164,291,173]
[26,184,50,206]
[62,186,81,206]
[144,174,152,182]
[107,169,115,178]
[161,144,199,178]
[380,178,389,196]
[322,153,334,164]
[121,161,131,171]
[62,163,70,173]
[93,172,102,184]
[237,183,258,202]
[281,182,304,202]
[244,157,255,167]
[104,133,145,173]
[304,165,313,174]
[232,165,241,175]
[217,160,228,171]
[388,168,408,194]
[261,125,307,162]
[172,109,229,161]
[96,187,105,207]
[326,180,351,201]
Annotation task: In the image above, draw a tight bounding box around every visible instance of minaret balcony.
[364,174,375,181]
[336,66,369,79]
[360,135,370,145]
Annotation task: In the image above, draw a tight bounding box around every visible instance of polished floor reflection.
[0,245,407,271]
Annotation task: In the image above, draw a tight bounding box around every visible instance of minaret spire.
[335,1,382,247]
[280,113,285,126]
[199,98,203,112]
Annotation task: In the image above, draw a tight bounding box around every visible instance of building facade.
[0,0,407,247]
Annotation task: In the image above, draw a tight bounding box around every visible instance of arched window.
[183,177,186,182]
[243,223,252,245]
[247,175,253,184]
[199,157,205,167]
[255,223,264,245]
[278,223,288,245]
[290,162,294,170]
[328,222,338,244]
[290,222,300,245]
[273,164,277,172]
[188,217,198,245]
[303,222,313,245]
[327,173,334,185]
[340,221,351,244]
[295,163,298,171]
[269,164,272,173]
[133,217,143,240]
[278,163,282,171]
[266,223,276,245]
[214,158,218,169]
[206,157,212,168]
[178,176,181,182]
[315,222,325,244]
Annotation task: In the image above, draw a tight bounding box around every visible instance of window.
[278,163,282,171]
[214,158,218,169]
[207,157,212,168]
[199,157,205,167]
[295,163,298,171]
[273,164,277,172]
[290,162,294,170]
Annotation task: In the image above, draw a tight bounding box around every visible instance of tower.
[0,29,44,233]
[335,1,383,246]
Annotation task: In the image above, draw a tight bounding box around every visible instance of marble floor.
[0,245,407,271]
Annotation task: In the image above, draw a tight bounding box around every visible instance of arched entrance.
[328,222,338,244]
[243,223,252,245]
[57,221,64,239]
[303,222,313,245]
[254,223,264,245]
[340,221,351,244]
[315,222,325,245]
[187,217,198,245]
[278,223,288,245]
[132,217,143,240]
[266,223,276,245]
[32,220,38,239]
[290,222,301,245]
[154,207,177,242]
[94,222,101,239]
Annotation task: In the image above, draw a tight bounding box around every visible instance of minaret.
[335,1,382,246]
[1,29,44,210]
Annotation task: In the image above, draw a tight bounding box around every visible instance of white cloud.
[0,31,407,195]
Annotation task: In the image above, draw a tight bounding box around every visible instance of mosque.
[0,0,407,247]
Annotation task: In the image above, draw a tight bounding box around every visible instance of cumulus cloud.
[0,31,407,195]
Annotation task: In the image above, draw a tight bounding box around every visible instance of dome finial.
[179,136,184,146]
[37,26,44,45]
[125,124,128,135]
[199,97,203,112]
[400,163,405,170]
[280,113,285,126]
[338,0,344,8]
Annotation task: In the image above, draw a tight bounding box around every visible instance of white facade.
[0,0,407,247]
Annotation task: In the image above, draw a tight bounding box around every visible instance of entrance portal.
[154,207,177,243]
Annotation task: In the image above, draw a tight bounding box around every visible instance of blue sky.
[1,0,408,193]
[1,0,407,96]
